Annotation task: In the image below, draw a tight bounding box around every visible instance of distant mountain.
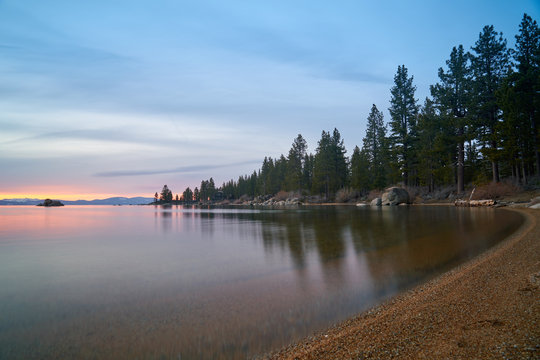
[0,197,154,206]
[0,198,43,205]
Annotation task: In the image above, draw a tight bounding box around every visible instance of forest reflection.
[252,206,522,296]
[153,205,522,294]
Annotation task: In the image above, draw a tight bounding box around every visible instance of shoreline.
[264,207,539,359]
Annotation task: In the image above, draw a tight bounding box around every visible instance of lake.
[0,205,523,359]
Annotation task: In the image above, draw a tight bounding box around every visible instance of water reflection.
[0,205,523,360]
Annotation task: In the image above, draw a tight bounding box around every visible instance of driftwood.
[455,199,496,207]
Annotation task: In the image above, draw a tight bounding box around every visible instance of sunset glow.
[0,192,143,201]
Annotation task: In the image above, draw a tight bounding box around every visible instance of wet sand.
[266,208,539,359]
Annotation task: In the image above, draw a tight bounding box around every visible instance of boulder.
[370,197,382,206]
[381,187,409,206]
[530,203,540,209]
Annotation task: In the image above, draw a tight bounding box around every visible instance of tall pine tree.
[362,104,388,189]
[285,134,308,191]
[431,45,472,193]
[388,65,419,186]
[312,129,348,198]
[471,25,509,182]
[350,145,371,192]
[514,14,540,176]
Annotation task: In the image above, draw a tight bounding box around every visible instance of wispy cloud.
[94,160,260,177]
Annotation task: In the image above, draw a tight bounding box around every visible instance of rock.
[529,203,540,209]
[356,203,369,207]
[370,198,382,206]
[37,199,64,207]
[381,187,410,206]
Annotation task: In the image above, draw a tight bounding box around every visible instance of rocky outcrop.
[245,197,302,206]
[381,187,410,206]
[37,199,64,207]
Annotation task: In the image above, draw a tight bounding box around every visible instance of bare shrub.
[305,195,323,204]
[404,186,429,202]
[366,189,382,201]
[274,190,290,201]
[431,186,455,200]
[524,175,540,191]
[335,187,359,203]
[471,181,521,200]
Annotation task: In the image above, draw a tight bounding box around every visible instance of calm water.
[0,205,523,359]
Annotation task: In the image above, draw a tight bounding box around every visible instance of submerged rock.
[37,199,64,207]
[381,187,410,206]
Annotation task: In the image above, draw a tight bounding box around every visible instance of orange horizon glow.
[0,192,150,201]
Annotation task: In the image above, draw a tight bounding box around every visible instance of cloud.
[94,160,261,177]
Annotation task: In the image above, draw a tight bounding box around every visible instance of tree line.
[159,14,539,202]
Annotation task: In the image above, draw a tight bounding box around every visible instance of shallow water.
[0,205,523,359]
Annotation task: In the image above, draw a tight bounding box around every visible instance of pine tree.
[182,187,193,202]
[199,180,208,201]
[285,134,308,191]
[362,104,388,189]
[312,129,348,198]
[471,25,510,182]
[302,153,314,193]
[258,157,273,195]
[417,98,455,191]
[350,145,371,192]
[513,14,540,176]
[431,45,472,193]
[388,65,419,186]
[274,155,288,193]
[160,185,173,203]
[208,178,216,199]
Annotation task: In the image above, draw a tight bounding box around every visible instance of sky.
[1,0,539,200]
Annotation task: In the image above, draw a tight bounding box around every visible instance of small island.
[37,199,64,207]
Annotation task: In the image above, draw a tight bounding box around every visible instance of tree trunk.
[457,127,465,193]
[403,169,408,187]
[491,138,499,183]
[530,112,540,175]
[521,157,527,185]
[429,164,434,193]
[492,161,500,183]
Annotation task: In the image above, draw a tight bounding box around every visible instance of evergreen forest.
[159,14,540,203]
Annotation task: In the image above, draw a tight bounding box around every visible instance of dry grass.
[335,188,359,203]
[471,181,521,200]
[274,191,290,201]
[366,190,382,201]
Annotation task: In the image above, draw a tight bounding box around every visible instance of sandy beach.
[266,207,539,359]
